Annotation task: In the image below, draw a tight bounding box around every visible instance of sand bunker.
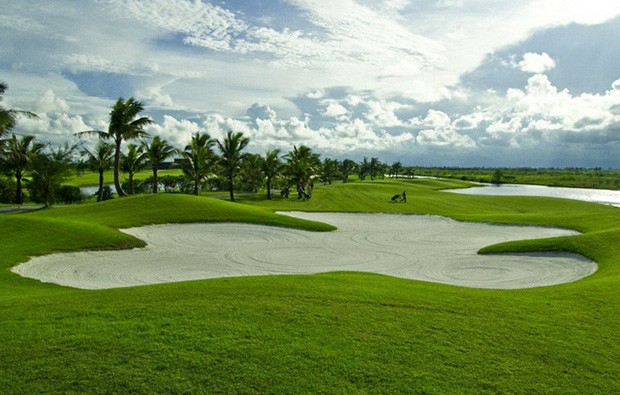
[12,212,596,289]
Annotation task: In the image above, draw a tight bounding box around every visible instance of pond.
[445,183,620,208]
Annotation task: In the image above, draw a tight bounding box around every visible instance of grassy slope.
[1,179,619,393]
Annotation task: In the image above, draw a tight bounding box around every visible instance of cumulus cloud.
[33,90,70,114]
[517,52,556,73]
[322,102,349,119]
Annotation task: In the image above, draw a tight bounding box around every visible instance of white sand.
[12,212,597,290]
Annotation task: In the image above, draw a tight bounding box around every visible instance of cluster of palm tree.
[2,86,418,205]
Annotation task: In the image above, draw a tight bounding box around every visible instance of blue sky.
[2,0,620,167]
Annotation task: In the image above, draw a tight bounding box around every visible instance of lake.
[445,183,620,208]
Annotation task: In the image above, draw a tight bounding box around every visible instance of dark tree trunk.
[193,178,199,195]
[152,164,158,194]
[129,172,135,195]
[114,139,126,197]
[98,170,104,202]
[228,171,234,201]
[266,177,271,200]
[15,172,22,205]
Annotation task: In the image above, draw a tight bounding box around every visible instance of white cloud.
[322,102,349,119]
[33,90,70,114]
[517,52,556,73]
[436,0,464,9]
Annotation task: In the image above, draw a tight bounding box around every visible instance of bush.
[97,185,114,201]
[57,185,85,204]
[0,178,16,204]
[121,179,148,195]
[159,175,182,193]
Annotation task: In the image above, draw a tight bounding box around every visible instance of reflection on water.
[80,184,116,196]
[445,183,620,208]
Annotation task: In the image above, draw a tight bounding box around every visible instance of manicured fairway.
[1,179,619,393]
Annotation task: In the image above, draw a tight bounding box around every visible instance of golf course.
[1,177,619,393]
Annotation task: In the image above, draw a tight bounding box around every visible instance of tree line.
[1,84,416,206]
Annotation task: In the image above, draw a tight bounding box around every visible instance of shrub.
[57,185,85,204]
[0,178,17,204]
[98,185,114,201]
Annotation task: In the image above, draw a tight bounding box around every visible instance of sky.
[2,0,620,167]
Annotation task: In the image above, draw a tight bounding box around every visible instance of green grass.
[1,179,619,393]
[66,169,184,187]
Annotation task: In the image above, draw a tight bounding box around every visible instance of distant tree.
[262,149,282,199]
[339,159,357,183]
[141,136,176,194]
[369,157,381,180]
[1,134,44,204]
[216,131,250,202]
[121,144,146,195]
[285,145,321,189]
[358,157,370,181]
[28,143,78,207]
[76,97,152,197]
[391,161,403,179]
[403,166,416,179]
[180,132,215,195]
[320,158,338,185]
[240,153,264,193]
[82,141,114,202]
[491,169,504,184]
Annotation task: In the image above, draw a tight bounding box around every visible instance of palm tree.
[0,82,38,140]
[2,134,44,204]
[121,144,146,195]
[339,159,357,183]
[285,145,321,190]
[262,149,282,199]
[320,158,338,185]
[391,161,403,179]
[76,97,152,197]
[240,154,264,193]
[180,132,214,195]
[369,157,381,180]
[29,143,78,207]
[216,131,250,202]
[141,136,176,194]
[358,156,370,181]
[82,142,114,202]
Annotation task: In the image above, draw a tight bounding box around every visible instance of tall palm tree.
[180,132,214,195]
[76,97,152,197]
[216,131,250,202]
[339,159,357,183]
[141,136,176,194]
[121,144,146,195]
[82,142,114,202]
[0,82,38,140]
[262,149,282,200]
[285,145,321,189]
[2,134,44,204]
